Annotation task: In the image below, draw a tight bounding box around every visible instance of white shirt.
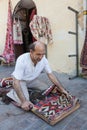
[12,53,52,81]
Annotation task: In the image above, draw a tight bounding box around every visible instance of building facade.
[0,0,86,75]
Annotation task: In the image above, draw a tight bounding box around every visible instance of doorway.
[13,0,37,59]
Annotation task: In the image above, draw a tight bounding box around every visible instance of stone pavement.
[0,65,87,130]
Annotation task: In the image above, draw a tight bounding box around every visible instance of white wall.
[0,0,85,75]
[34,0,85,75]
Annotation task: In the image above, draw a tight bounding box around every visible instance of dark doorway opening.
[13,0,37,59]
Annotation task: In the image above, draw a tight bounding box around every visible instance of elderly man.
[7,41,69,111]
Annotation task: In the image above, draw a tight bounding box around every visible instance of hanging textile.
[0,0,15,64]
[13,18,23,45]
[30,9,37,21]
[29,8,37,42]
[80,0,87,75]
[29,15,53,44]
[80,25,87,74]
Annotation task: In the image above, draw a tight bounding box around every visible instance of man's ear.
[30,49,33,53]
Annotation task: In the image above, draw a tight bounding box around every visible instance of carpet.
[31,85,80,125]
[0,77,80,125]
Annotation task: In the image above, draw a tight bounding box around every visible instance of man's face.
[30,47,45,64]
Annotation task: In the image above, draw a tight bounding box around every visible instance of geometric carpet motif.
[31,85,80,125]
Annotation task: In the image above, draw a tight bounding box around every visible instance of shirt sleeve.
[44,57,52,74]
[11,56,25,80]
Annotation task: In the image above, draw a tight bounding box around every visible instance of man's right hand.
[21,100,33,111]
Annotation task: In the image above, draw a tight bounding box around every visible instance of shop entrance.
[13,0,37,59]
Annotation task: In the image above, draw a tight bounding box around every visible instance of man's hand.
[21,100,33,111]
[62,89,69,98]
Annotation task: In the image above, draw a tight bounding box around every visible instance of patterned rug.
[0,78,80,125]
[31,85,80,125]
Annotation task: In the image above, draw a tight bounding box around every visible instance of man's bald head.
[29,41,45,51]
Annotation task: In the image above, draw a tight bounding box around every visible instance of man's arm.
[47,73,69,96]
[13,77,33,111]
